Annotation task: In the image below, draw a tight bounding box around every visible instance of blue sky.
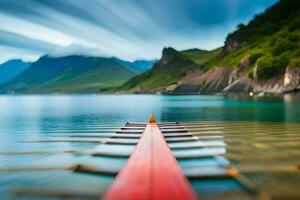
[0,0,278,63]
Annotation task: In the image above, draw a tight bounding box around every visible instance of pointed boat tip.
[149,114,156,123]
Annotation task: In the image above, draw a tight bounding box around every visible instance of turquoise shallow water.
[1,94,299,151]
[0,94,299,200]
[1,94,300,124]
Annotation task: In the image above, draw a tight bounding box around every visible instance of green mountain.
[219,0,300,79]
[1,55,137,94]
[119,0,300,94]
[113,58,155,73]
[0,59,31,84]
[118,47,219,92]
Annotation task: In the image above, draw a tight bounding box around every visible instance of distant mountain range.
[0,56,154,94]
[0,59,31,84]
[1,0,299,95]
[117,48,220,93]
[113,58,156,73]
[118,0,300,94]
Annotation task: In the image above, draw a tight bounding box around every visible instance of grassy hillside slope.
[1,55,136,93]
[0,59,30,84]
[118,47,220,92]
[119,0,300,93]
[208,0,300,79]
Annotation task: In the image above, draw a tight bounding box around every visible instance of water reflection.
[0,95,299,199]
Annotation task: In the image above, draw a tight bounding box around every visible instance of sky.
[0,0,278,63]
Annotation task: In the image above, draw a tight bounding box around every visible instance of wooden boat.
[0,115,299,199]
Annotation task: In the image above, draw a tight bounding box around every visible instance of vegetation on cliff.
[119,0,300,93]
[118,48,220,92]
[1,56,138,94]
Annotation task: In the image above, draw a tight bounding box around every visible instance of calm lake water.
[0,94,300,200]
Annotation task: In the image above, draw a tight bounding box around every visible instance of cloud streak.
[0,0,278,63]
[0,30,61,52]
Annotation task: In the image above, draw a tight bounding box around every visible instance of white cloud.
[0,0,278,62]
[0,13,74,46]
[0,45,40,64]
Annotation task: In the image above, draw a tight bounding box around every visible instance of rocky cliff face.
[223,38,244,54]
[118,47,198,93]
[164,56,300,95]
[158,47,194,68]
[172,67,232,94]
[119,0,300,95]
[252,66,300,93]
[282,66,300,92]
[222,65,300,94]
[168,55,249,94]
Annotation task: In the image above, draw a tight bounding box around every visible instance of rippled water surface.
[0,94,299,200]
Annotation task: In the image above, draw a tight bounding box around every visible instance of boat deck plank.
[102,115,197,200]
